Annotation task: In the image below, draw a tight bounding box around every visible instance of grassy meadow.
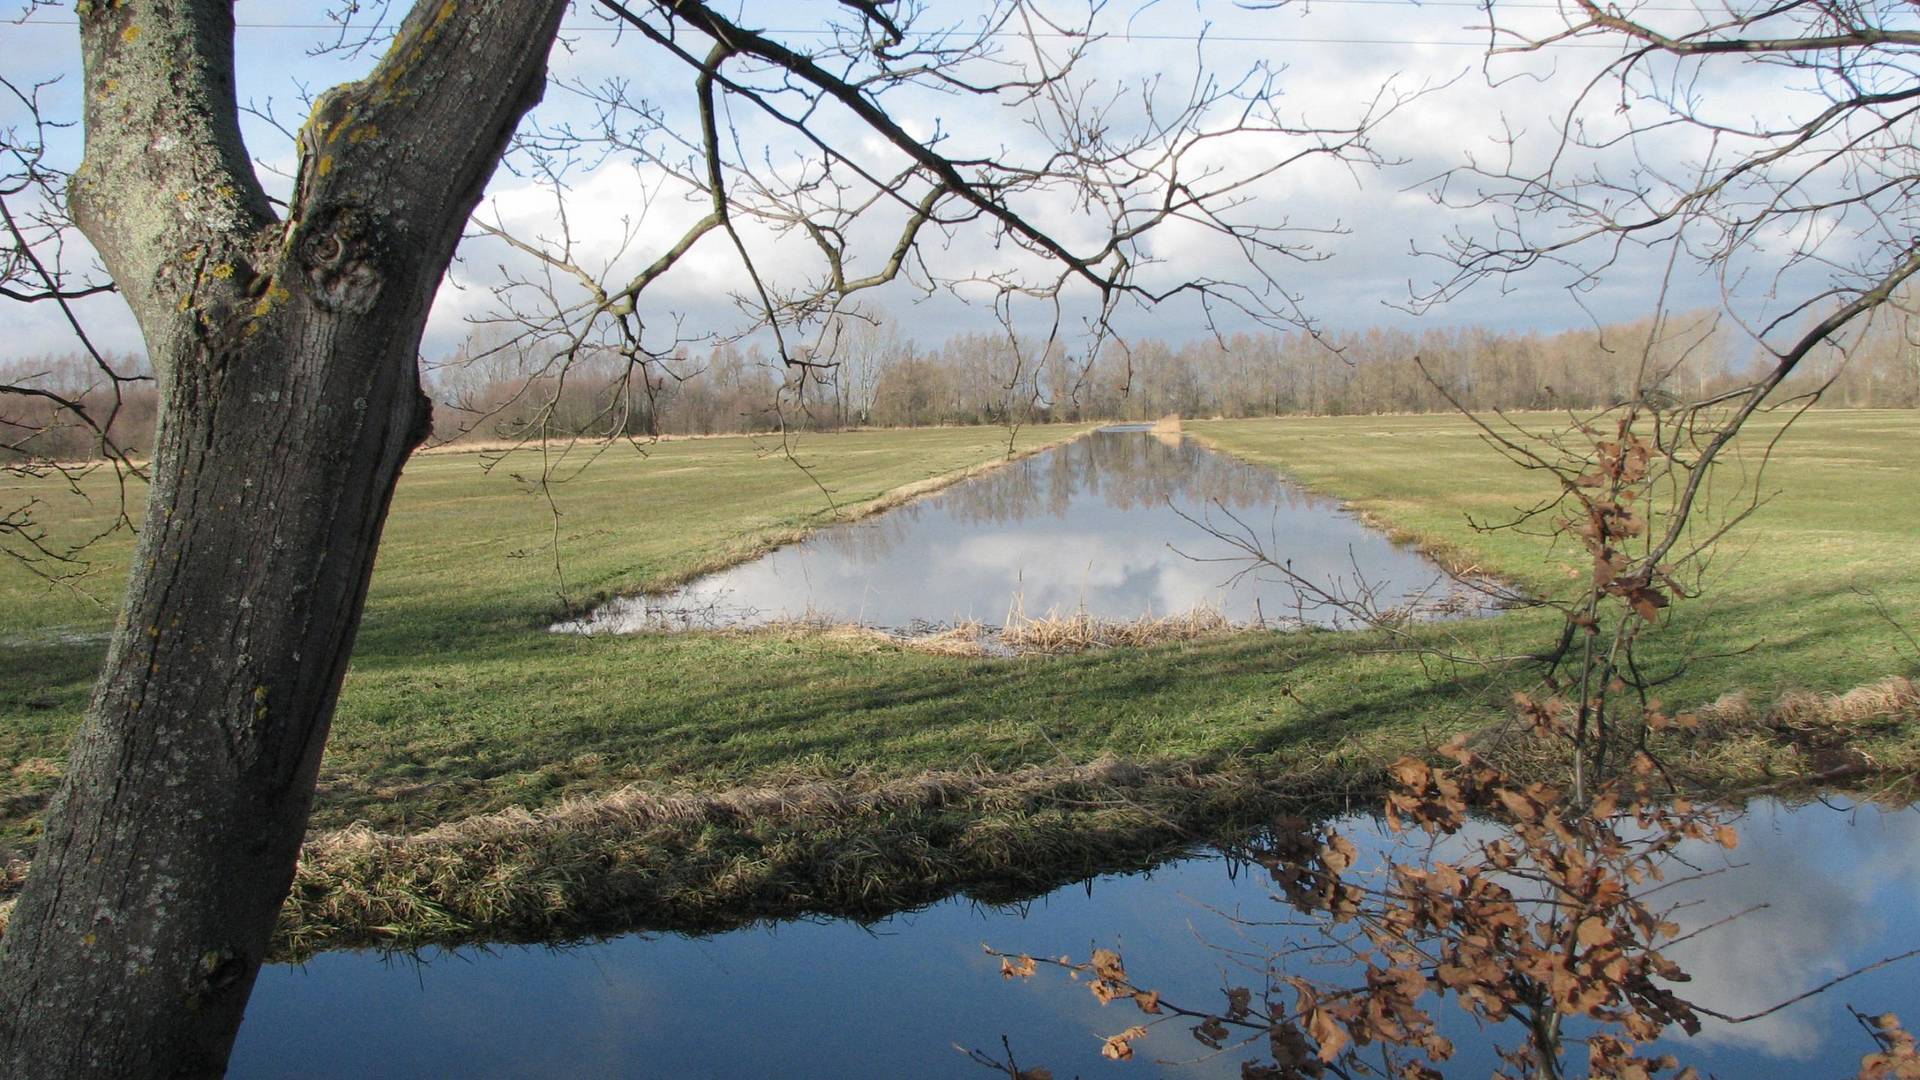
[2,411,1916,887]
[1195,410,1920,701]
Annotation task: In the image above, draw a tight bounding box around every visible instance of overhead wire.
[0,3,1820,53]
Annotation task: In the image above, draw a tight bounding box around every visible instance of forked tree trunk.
[0,2,566,1075]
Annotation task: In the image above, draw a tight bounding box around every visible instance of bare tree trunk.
[0,291,437,1077]
[0,2,565,1075]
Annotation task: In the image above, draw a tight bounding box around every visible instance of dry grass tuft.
[720,607,1234,657]
[1470,675,1920,788]
[749,619,993,658]
[9,758,60,782]
[744,613,842,638]
[905,621,992,657]
[1770,676,1919,732]
[1150,414,1184,447]
[1000,606,1233,653]
[711,615,990,657]
[1688,689,1756,735]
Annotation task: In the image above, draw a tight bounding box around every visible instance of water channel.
[236,430,1915,1075]
[232,797,1920,1077]
[559,427,1482,636]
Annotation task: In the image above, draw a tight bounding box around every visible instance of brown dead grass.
[271,755,1351,958]
[1150,414,1184,446]
[1686,689,1756,735]
[747,618,993,658]
[1770,676,1919,729]
[1000,606,1234,653]
[906,621,993,657]
[727,607,1235,657]
[1472,675,1920,788]
[8,758,59,782]
[1687,676,1917,737]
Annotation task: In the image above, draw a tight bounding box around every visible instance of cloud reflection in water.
[565,430,1472,633]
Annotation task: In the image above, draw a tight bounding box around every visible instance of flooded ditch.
[556,427,1492,642]
[232,796,1920,1078]
[231,428,1920,1076]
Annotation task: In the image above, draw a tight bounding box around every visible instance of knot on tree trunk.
[296,205,384,315]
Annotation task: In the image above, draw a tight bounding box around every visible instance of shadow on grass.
[10,568,1913,847]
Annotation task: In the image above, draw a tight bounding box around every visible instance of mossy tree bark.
[0,2,566,1075]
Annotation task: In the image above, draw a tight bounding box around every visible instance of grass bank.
[266,672,1915,958]
[275,755,1366,958]
[0,425,1089,850]
[1,411,1916,948]
[1191,409,1920,701]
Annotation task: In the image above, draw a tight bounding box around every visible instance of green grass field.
[2,412,1915,864]
[1197,409,1920,697]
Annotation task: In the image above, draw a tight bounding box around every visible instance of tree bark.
[0,2,566,1075]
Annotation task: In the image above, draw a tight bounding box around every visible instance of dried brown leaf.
[1102,1025,1148,1061]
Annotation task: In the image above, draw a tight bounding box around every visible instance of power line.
[0,17,1648,50]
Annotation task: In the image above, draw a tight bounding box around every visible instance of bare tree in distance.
[0,1,1425,1075]
[1407,0,1920,795]
[1422,0,1920,406]
[445,0,1426,508]
[0,68,145,585]
[1046,1,1920,829]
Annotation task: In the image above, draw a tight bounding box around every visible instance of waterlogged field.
[1,411,1916,869]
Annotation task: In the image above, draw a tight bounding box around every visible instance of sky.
[0,0,1896,364]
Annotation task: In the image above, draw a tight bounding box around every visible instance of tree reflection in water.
[980,753,1920,1080]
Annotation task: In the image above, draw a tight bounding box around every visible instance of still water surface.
[561,428,1474,634]
[232,798,1919,1078]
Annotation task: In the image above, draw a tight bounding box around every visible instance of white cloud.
[0,0,1877,364]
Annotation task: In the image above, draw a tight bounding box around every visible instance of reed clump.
[736,618,992,657]
[1000,606,1234,654]
[724,609,1233,656]
[1149,413,1184,447]
[906,620,993,657]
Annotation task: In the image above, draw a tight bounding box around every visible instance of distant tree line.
[422,305,1919,441]
[6,305,1916,460]
[0,353,155,465]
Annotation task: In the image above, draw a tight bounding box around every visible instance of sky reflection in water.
[232,798,1920,1078]
[564,429,1469,633]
